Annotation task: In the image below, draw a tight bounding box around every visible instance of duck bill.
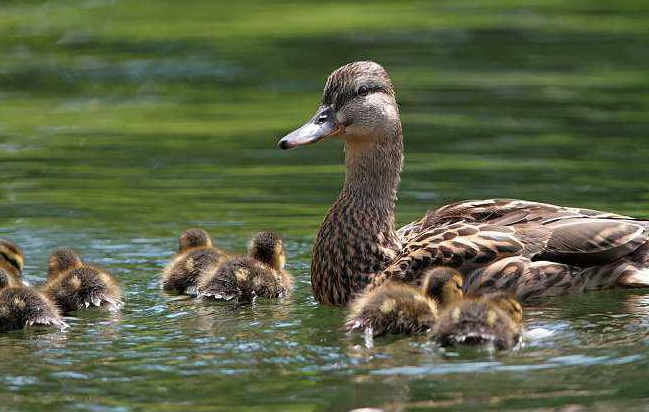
[278,107,344,150]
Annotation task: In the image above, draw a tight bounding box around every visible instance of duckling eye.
[357,85,369,96]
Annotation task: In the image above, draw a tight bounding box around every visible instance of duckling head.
[249,231,285,271]
[48,248,83,279]
[278,61,400,150]
[0,238,24,277]
[0,269,17,289]
[421,267,464,306]
[178,228,213,253]
[484,292,523,325]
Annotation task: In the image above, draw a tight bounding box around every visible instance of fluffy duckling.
[0,269,67,332]
[162,228,225,295]
[485,292,523,327]
[432,292,523,350]
[42,248,122,313]
[0,238,24,279]
[197,231,292,303]
[345,267,465,337]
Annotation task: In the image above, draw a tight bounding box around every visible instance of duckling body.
[162,229,224,295]
[345,282,437,337]
[432,293,523,350]
[0,269,66,332]
[346,267,463,337]
[42,248,122,313]
[198,256,288,303]
[198,231,292,303]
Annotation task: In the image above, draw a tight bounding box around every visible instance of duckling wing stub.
[533,219,648,267]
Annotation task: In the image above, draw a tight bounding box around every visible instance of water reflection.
[1,0,649,411]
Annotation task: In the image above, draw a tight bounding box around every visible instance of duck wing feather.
[388,199,649,290]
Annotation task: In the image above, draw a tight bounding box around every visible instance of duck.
[0,268,67,332]
[162,228,225,295]
[432,292,523,350]
[0,238,25,281]
[197,231,293,303]
[42,248,122,313]
[345,267,463,338]
[277,60,649,307]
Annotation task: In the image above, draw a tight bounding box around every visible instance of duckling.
[0,269,67,332]
[162,228,225,295]
[484,291,523,327]
[432,292,523,350]
[197,231,292,303]
[0,238,24,279]
[42,248,122,313]
[345,267,464,338]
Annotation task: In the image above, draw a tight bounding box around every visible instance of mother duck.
[278,61,649,306]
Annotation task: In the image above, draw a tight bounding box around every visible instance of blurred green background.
[1,1,648,411]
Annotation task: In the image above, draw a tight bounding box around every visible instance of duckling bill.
[198,231,293,303]
[42,248,122,313]
[162,228,225,295]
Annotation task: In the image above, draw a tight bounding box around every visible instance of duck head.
[178,228,213,253]
[278,61,400,150]
[48,247,83,279]
[421,267,464,306]
[249,231,285,271]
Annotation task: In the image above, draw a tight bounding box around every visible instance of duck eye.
[357,85,369,96]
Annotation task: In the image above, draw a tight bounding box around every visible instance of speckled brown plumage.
[42,248,122,313]
[279,61,649,307]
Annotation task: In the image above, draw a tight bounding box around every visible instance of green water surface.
[1,0,649,411]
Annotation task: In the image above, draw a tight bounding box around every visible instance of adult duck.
[278,61,649,306]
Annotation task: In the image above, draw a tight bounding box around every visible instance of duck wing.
[397,198,632,243]
[412,198,634,227]
[399,199,649,265]
[530,218,648,266]
[388,199,649,290]
[465,253,649,303]
[375,222,525,287]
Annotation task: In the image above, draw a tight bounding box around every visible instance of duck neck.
[311,127,404,306]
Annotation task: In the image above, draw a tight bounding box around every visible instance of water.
[1,0,649,410]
